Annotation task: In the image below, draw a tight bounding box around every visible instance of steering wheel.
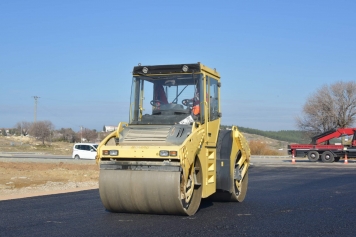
[182,99,193,107]
[150,100,162,107]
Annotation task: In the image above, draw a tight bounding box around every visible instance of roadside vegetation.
[0,136,73,155]
[0,121,112,155]
[248,140,283,156]
[1,121,109,145]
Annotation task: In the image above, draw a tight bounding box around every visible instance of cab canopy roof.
[133,63,220,78]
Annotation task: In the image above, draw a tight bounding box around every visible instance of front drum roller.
[99,159,202,216]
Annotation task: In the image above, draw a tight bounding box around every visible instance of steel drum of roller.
[99,169,202,215]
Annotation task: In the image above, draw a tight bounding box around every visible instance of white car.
[72,143,98,159]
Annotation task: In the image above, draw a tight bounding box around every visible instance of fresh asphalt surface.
[1,161,356,236]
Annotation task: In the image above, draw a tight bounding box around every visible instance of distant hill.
[221,125,310,144]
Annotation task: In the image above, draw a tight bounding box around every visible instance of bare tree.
[29,120,55,145]
[15,121,32,136]
[297,81,356,135]
[80,128,98,142]
[58,128,77,142]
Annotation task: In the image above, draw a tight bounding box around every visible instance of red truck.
[288,128,356,162]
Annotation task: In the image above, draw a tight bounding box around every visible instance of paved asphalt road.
[1,165,355,237]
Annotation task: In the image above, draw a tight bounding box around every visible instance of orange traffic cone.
[344,153,348,164]
[292,153,296,164]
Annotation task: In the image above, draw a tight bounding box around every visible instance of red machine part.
[315,128,356,145]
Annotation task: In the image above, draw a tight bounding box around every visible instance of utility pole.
[20,121,23,145]
[33,96,40,122]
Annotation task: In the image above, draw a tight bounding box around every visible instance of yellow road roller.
[96,63,250,215]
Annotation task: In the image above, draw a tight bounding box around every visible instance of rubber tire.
[307,151,319,162]
[321,151,335,163]
[74,155,80,160]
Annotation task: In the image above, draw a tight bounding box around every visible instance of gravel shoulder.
[0,158,99,201]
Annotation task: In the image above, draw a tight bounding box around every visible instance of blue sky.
[1,0,355,131]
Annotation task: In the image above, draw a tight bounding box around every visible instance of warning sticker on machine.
[179,115,194,125]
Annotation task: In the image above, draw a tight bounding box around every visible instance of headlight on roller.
[102,150,119,156]
[109,150,118,156]
[159,150,169,157]
[159,150,177,157]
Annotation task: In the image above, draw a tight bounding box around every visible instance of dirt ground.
[0,160,99,200]
[0,136,73,155]
[0,136,100,200]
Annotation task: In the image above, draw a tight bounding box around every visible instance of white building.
[103,125,117,132]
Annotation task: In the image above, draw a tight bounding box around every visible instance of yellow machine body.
[97,63,250,215]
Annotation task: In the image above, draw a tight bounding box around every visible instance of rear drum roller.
[208,151,249,202]
[230,152,248,202]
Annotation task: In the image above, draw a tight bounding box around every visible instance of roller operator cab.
[96,63,250,215]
